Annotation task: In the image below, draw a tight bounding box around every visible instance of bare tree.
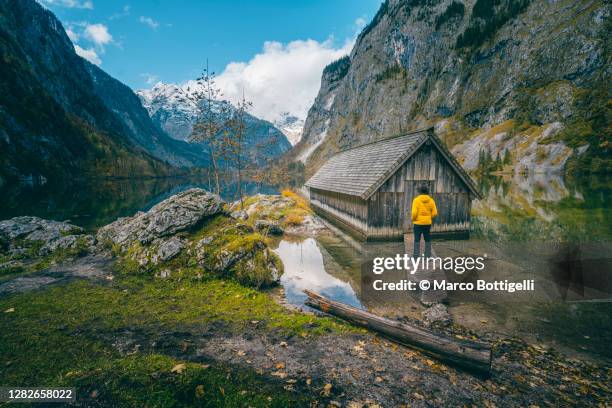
[188,61,229,194]
[223,91,252,207]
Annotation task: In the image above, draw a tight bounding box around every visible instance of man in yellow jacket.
[411,185,437,257]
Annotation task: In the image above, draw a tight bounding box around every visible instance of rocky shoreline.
[0,189,610,407]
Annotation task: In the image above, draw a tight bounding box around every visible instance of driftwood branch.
[304,289,492,374]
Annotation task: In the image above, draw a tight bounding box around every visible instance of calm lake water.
[272,173,612,361]
[1,173,610,360]
[0,176,279,231]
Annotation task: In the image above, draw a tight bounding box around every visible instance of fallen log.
[304,289,492,374]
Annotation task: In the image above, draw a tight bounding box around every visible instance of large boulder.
[0,216,93,258]
[0,216,82,242]
[192,225,283,288]
[124,236,186,268]
[97,189,224,250]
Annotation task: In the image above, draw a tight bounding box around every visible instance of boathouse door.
[403,180,435,234]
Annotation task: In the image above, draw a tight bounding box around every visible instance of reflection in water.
[2,172,610,359]
[274,238,362,309]
[473,173,611,242]
[0,176,279,231]
[271,174,611,360]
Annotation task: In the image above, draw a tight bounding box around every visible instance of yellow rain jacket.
[411,194,438,225]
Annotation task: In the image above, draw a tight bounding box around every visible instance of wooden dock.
[404,233,448,305]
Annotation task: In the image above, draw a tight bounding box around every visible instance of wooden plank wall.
[309,188,369,235]
[368,143,472,239]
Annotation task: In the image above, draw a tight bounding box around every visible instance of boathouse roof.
[305,128,481,200]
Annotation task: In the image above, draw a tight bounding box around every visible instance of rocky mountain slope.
[0,0,209,183]
[137,82,292,160]
[292,0,610,176]
[84,64,209,168]
[273,113,305,146]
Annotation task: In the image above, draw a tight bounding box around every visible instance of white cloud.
[83,23,113,46]
[65,26,79,42]
[38,0,93,9]
[214,38,353,123]
[109,5,130,20]
[354,17,367,29]
[140,73,159,85]
[66,21,115,64]
[139,16,159,30]
[74,44,101,65]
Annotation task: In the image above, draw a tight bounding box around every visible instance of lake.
[0,176,280,231]
[271,172,611,362]
[1,172,610,361]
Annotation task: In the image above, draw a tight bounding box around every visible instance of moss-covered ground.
[0,192,352,406]
[0,272,350,406]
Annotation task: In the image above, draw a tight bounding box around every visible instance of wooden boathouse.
[305,128,482,241]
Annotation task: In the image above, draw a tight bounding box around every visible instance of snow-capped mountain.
[273,112,304,146]
[137,81,211,142]
[137,82,292,161]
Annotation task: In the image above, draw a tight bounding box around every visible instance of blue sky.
[40,0,381,90]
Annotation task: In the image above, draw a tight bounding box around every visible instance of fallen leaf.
[271,371,287,379]
[195,385,205,398]
[412,392,424,400]
[306,378,312,385]
[237,350,246,356]
[279,341,288,347]
[275,362,285,369]
[171,363,186,374]
[321,383,332,397]
[4,308,15,313]
[375,376,383,383]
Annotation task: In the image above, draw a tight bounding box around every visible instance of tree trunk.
[304,290,492,375]
[210,153,220,195]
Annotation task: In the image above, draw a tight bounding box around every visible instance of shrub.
[281,189,310,212]
[456,0,531,49]
[322,56,351,81]
[285,213,304,226]
[435,1,465,30]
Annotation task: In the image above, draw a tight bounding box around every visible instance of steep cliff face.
[0,0,208,182]
[293,0,610,175]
